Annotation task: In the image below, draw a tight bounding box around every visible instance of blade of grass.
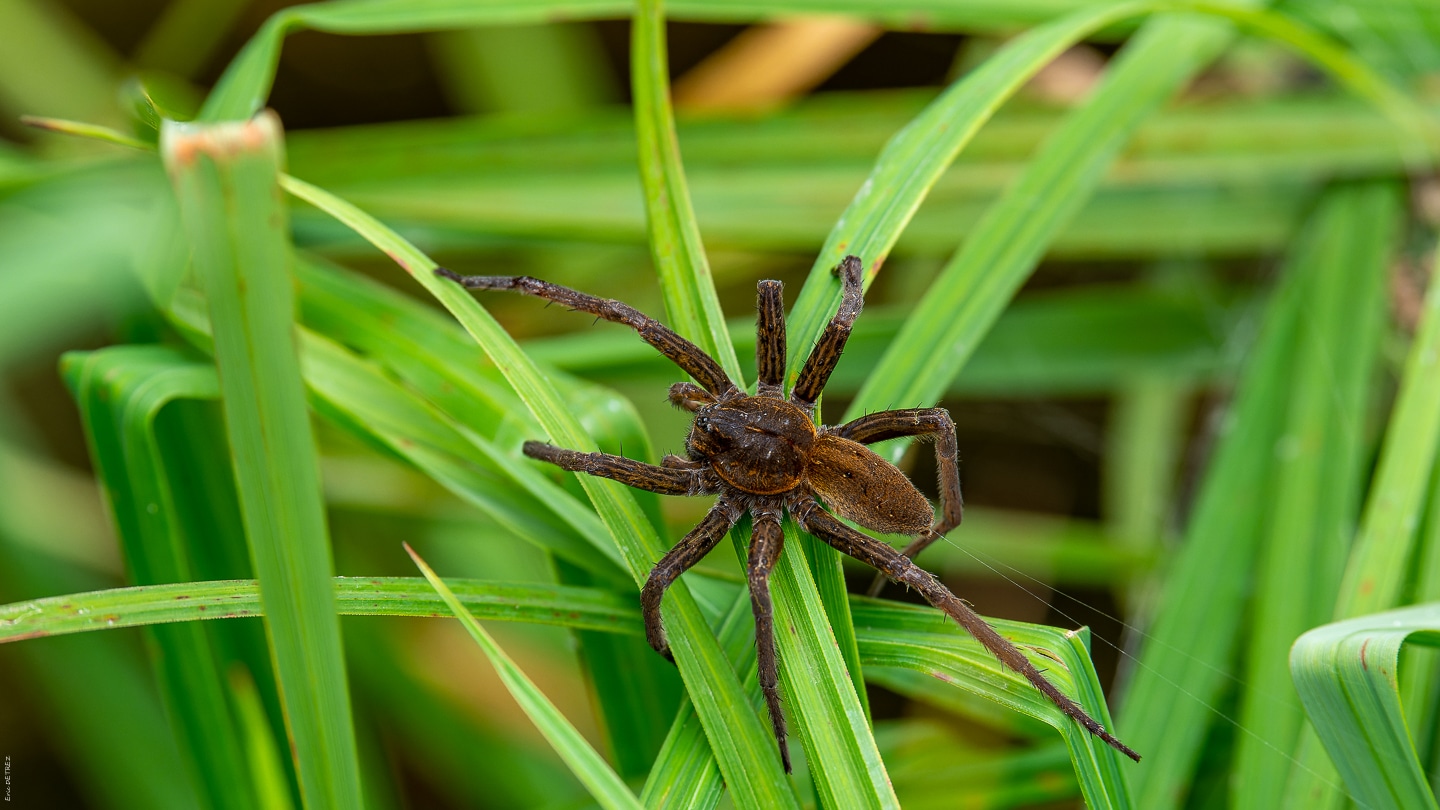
[61,345,256,810]
[632,0,741,380]
[0,577,643,643]
[752,519,899,808]
[347,628,585,808]
[0,540,198,810]
[280,173,799,807]
[782,0,1187,361]
[828,0,1429,432]
[1104,373,1187,607]
[163,114,363,810]
[553,556,684,778]
[851,600,1132,808]
[1290,604,1440,810]
[881,731,1078,808]
[1283,214,1440,807]
[640,591,757,810]
[430,22,614,115]
[1232,182,1397,810]
[1116,247,1306,806]
[230,665,298,810]
[405,544,643,810]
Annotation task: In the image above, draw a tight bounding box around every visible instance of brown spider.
[437,256,1140,771]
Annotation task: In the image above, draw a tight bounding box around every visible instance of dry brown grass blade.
[673,17,881,112]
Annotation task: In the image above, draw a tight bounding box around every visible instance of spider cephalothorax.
[438,257,1139,771]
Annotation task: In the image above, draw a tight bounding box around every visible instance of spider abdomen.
[806,434,932,535]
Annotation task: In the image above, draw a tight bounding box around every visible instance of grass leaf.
[1233,182,1399,809]
[163,114,363,809]
[61,345,255,810]
[1284,203,1440,807]
[405,544,644,810]
[1290,604,1440,810]
[632,0,741,380]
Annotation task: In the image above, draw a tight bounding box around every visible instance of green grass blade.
[839,0,1429,431]
[763,520,899,808]
[782,0,1171,364]
[0,541,198,810]
[640,587,758,810]
[430,22,614,115]
[346,628,584,808]
[0,577,643,643]
[1290,604,1440,810]
[1116,247,1305,806]
[280,173,799,808]
[163,114,363,810]
[405,544,644,810]
[1104,372,1188,605]
[230,665,298,810]
[61,345,256,810]
[1332,238,1440,624]
[632,0,740,380]
[554,556,684,779]
[851,600,1132,808]
[1283,208,1440,807]
[1233,182,1398,810]
[134,0,251,79]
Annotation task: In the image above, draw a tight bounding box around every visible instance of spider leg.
[790,255,864,413]
[437,269,736,395]
[791,498,1141,763]
[746,504,791,772]
[640,500,741,661]
[756,280,786,398]
[523,442,719,495]
[832,408,963,595]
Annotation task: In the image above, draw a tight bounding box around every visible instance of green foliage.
[2,1,1439,809]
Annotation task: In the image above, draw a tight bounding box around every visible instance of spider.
[437,256,1140,771]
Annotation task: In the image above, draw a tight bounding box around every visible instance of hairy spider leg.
[833,408,965,596]
[522,442,719,496]
[755,280,786,398]
[746,505,791,772]
[790,498,1142,763]
[436,268,736,395]
[790,255,864,412]
[639,500,741,661]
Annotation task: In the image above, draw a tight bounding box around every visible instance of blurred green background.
[2,0,1439,808]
